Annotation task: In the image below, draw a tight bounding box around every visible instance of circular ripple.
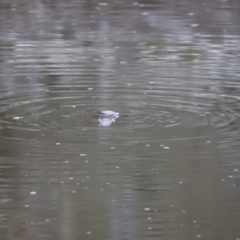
[0,86,239,136]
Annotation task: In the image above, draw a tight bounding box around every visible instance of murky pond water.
[0,0,240,239]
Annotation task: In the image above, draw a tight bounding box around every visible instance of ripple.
[0,82,239,136]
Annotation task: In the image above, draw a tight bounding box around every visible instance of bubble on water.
[164,146,170,149]
[56,143,61,145]
[80,154,87,156]
[144,208,151,211]
[30,191,37,195]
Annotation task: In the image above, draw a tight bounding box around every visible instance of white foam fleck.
[13,116,23,120]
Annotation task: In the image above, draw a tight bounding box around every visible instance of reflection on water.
[0,0,240,239]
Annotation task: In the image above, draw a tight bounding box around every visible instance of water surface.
[0,0,240,240]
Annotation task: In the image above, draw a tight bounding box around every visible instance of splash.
[98,110,119,126]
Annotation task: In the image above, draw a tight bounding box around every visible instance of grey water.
[0,0,240,239]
